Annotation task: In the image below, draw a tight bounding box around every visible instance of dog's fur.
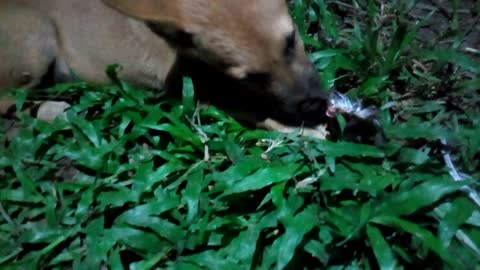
[0,0,328,134]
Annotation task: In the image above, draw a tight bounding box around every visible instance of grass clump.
[1,0,479,269]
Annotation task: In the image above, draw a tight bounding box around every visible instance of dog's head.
[104,0,328,126]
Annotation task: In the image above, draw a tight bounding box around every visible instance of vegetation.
[1,0,479,269]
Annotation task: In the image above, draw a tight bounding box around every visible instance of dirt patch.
[413,0,479,58]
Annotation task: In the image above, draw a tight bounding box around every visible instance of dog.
[0,0,330,138]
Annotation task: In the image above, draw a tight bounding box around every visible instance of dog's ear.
[103,0,183,27]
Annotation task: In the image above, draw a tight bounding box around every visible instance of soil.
[413,0,479,58]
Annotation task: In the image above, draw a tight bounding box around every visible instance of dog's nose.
[275,95,328,126]
[275,64,329,126]
[292,63,328,121]
[298,97,327,115]
[296,96,328,125]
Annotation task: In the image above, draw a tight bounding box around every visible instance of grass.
[1,0,479,269]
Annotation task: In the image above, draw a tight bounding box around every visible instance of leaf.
[277,206,319,268]
[334,54,359,70]
[315,141,385,158]
[359,76,389,96]
[83,218,115,269]
[466,211,480,227]
[336,114,347,135]
[223,137,245,163]
[108,247,124,270]
[419,49,480,74]
[372,216,461,267]
[182,77,195,117]
[385,122,454,140]
[366,225,397,270]
[310,49,341,62]
[223,162,300,195]
[105,64,122,86]
[304,240,329,265]
[397,147,431,165]
[134,161,184,192]
[326,156,336,173]
[97,186,140,209]
[141,123,202,147]
[375,178,462,217]
[62,142,107,171]
[214,157,263,187]
[71,117,101,148]
[359,173,399,196]
[0,188,43,203]
[116,200,179,225]
[130,254,165,270]
[20,224,69,244]
[182,168,205,224]
[460,79,480,92]
[221,227,261,266]
[320,164,361,192]
[182,251,242,270]
[437,198,475,247]
[262,205,319,269]
[384,23,408,72]
[104,227,168,253]
[314,0,339,39]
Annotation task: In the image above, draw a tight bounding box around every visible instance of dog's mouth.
[267,96,328,127]
[173,55,384,144]
[174,55,290,122]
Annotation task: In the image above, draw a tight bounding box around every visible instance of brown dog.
[0,0,329,137]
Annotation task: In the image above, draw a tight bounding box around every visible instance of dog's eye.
[284,30,296,59]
